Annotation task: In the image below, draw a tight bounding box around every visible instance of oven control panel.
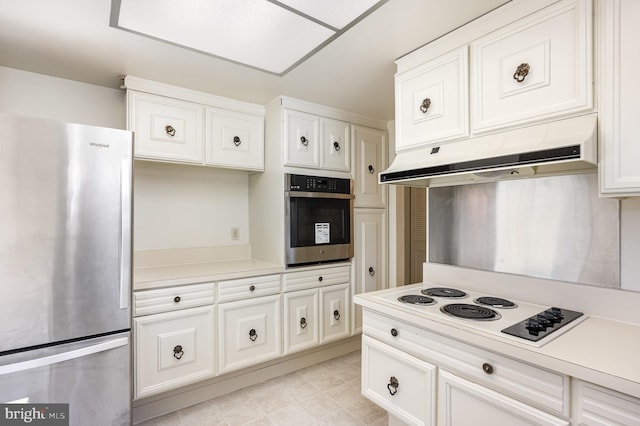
[287,174,351,194]
[501,307,584,342]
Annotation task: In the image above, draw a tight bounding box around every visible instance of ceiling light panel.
[274,0,382,30]
[116,0,335,74]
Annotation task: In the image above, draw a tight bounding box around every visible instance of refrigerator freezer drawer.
[0,332,131,426]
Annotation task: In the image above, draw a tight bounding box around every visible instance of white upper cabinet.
[128,91,204,164]
[598,0,640,196]
[470,0,593,133]
[205,107,264,171]
[353,125,387,208]
[395,46,469,151]
[284,109,351,172]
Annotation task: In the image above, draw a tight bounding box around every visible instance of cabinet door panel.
[353,125,387,208]
[134,305,215,399]
[575,380,640,426]
[218,295,281,374]
[321,118,351,171]
[362,335,436,426]
[438,371,569,426]
[284,110,320,168]
[396,46,469,150]
[319,283,350,343]
[471,0,592,132]
[284,289,319,355]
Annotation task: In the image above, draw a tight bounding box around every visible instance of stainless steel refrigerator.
[0,112,133,425]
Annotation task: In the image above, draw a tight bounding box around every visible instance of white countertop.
[355,289,640,399]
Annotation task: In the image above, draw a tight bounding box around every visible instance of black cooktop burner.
[422,287,467,298]
[398,295,436,305]
[440,303,501,321]
[474,296,517,309]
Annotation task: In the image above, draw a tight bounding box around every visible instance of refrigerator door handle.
[0,337,129,376]
[120,159,132,310]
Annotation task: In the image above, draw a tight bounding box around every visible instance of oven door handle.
[285,191,354,200]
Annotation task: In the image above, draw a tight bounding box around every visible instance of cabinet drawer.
[283,265,350,292]
[395,46,469,150]
[133,283,215,317]
[218,295,281,374]
[363,310,569,417]
[205,107,264,171]
[362,335,436,426]
[470,0,592,133]
[283,288,319,355]
[127,91,204,163]
[217,274,280,303]
[134,305,215,399]
[320,283,350,343]
[574,380,640,425]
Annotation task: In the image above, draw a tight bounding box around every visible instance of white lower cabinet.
[438,370,569,426]
[574,380,640,425]
[134,305,215,399]
[283,288,319,355]
[362,335,436,426]
[217,294,281,374]
[320,283,350,343]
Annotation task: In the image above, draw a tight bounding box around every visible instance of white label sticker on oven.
[315,223,330,244]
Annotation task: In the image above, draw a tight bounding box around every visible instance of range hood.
[380,113,598,187]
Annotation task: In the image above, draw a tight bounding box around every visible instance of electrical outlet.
[231,227,240,241]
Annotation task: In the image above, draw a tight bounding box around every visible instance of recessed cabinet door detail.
[128,91,204,163]
[205,107,264,171]
[134,305,215,399]
[437,371,569,426]
[218,295,281,374]
[320,283,350,343]
[284,110,320,168]
[353,125,387,208]
[362,335,436,426]
[284,288,319,355]
[321,118,351,171]
[395,46,469,151]
[471,0,592,133]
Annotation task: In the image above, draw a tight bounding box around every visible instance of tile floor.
[138,350,387,426]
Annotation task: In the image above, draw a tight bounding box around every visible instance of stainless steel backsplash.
[428,173,620,288]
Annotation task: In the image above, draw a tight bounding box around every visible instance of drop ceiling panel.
[274,0,382,30]
[116,0,336,74]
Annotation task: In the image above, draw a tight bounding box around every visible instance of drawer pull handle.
[173,345,184,360]
[233,136,242,147]
[249,285,256,292]
[369,266,375,276]
[387,376,399,396]
[249,328,258,341]
[390,328,398,337]
[419,98,431,114]
[165,125,176,137]
[513,63,530,83]
[333,309,341,320]
[368,164,375,174]
[300,136,309,147]
[318,276,323,282]
[333,141,341,151]
[173,296,181,303]
[482,363,494,375]
[300,317,307,329]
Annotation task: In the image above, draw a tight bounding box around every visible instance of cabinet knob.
[390,328,398,337]
[513,63,530,83]
[368,266,375,276]
[165,125,176,137]
[333,141,341,151]
[419,98,431,114]
[300,317,307,329]
[482,363,494,375]
[300,136,309,146]
[249,328,258,341]
[249,285,256,292]
[318,276,323,282]
[173,345,184,360]
[233,136,242,147]
[368,165,375,174]
[333,309,341,320]
[173,296,181,303]
[387,376,399,396]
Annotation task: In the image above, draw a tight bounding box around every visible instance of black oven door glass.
[289,197,350,247]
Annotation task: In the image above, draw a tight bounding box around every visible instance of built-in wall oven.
[285,174,354,266]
